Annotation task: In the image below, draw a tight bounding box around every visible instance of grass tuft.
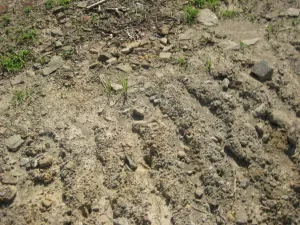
[11,89,32,107]
[184,6,199,25]
[0,49,30,72]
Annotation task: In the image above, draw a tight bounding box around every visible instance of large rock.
[218,40,239,51]
[287,8,300,17]
[197,9,218,26]
[0,186,17,204]
[4,135,24,152]
[42,56,64,75]
[251,60,273,81]
[268,110,293,128]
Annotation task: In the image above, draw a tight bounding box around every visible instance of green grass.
[240,41,247,52]
[193,0,220,11]
[219,10,239,19]
[184,6,199,25]
[1,14,10,27]
[11,89,32,107]
[24,6,32,15]
[205,58,213,74]
[249,14,257,23]
[0,49,30,72]
[17,28,37,44]
[121,77,128,101]
[45,0,71,9]
[292,19,297,26]
[177,57,187,67]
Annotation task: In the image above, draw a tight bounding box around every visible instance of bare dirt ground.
[0,0,300,224]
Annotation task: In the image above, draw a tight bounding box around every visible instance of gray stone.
[98,53,112,62]
[106,57,117,65]
[254,103,268,118]
[113,217,129,225]
[39,155,53,169]
[159,52,172,59]
[1,174,18,185]
[177,151,186,159]
[4,135,24,152]
[197,9,218,26]
[160,38,168,45]
[50,27,63,36]
[235,207,248,224]
[255,123,264,136]
[0,186,17,204]
[268,110,293,128]
[262,133,270,143]
[288,125,298,147]
[20,157,30,166]
[159,24,169,35]
[77,1,88,8]
[195,187,204,199]
[242,38,260,46]
[287,8,300,17]
[178,29,197,40]
[222,78,230,91]
[42,56,64,75]
[218,40,239,51]
[111,83,123,92]
[11,74,24,85]
[132,107,145,120]
[251,60,273,81]
[125,156,137,171]
[55,41,63,47]
[42,198,53,208]
[116,64,132,73]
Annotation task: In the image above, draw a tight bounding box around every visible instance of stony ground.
[1,0,300,224]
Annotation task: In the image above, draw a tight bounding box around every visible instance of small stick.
[86,0,108,10]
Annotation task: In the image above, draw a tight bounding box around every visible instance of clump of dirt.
[0,0,300,224]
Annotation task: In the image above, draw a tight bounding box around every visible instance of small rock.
[287,8,300,17]
[218,40,239,51]
[106,57,117,65]
[125,156,137,171]
[197,9,218,26]
[50,27,64,36]
[52,6,64,14]
[255,123,264,136]
[39,155,53,169]
[235,207,248,224]
[222,78,230,91]
[42,198,53,208]
[159,52,172,59]
[262,133,270,143]
[0,186,17,204]
[132,107,145,120]
[242,38,260,46]
[195,187,204,199]
[254,103,268,118]
[20,157,30,167]
[116,64,132,73]
[11,74,24,85]
[98,53,112,63]
[4,135,24,152]
[55,41,63,47]
[113,217,129,225]
[177,151,186,159]
[268,110,293,128]
[159,24,169,35]
[111,83,123,92]
[1,174,18,185]
[42,56,64,76]
[251,60,273,81]
[160,38,168,45]
[56,12,65,20]
[77,1,88,8]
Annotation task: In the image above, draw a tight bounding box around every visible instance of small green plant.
[11,89,32,107]
[177,57,187,67]
[45,0,71,9]
[17,28,37,44]
[219,10,238,19]
[266,24,273,40]
[292,19,297,26]
[240,41,247,52]
[184,6,199,25]
[4,28,10,35]
[24,6,32,15]
[205,58,213,74]
[193,0,220,11]
[249,14,257,23]
[1,14,10,27]
[61,49,73,59]
[58,0,71,8]
[0,49,30,72]
[45,0,55,9]
[121,77,128,101]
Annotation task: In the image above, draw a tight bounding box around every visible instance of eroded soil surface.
[1,0,300,224]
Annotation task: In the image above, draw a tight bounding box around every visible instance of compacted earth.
[0,0,300,224]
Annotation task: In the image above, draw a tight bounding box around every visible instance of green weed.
[249,14,257,23]
[11,89,32,107]
[292,19,297,26]
[1,14,10,27]
[240,41,247,52]
[0,49,30,72]
[219,10,239,19]
[177,57,187,66]
[205,58,213,74]
[24,6,32,15]
[45,0,71,9]
[184,6,199,25]
[61,49,73,60]
[193,0,220,11]
[17,28,37,44]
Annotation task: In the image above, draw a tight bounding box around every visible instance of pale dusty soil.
[0,0,300,225]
